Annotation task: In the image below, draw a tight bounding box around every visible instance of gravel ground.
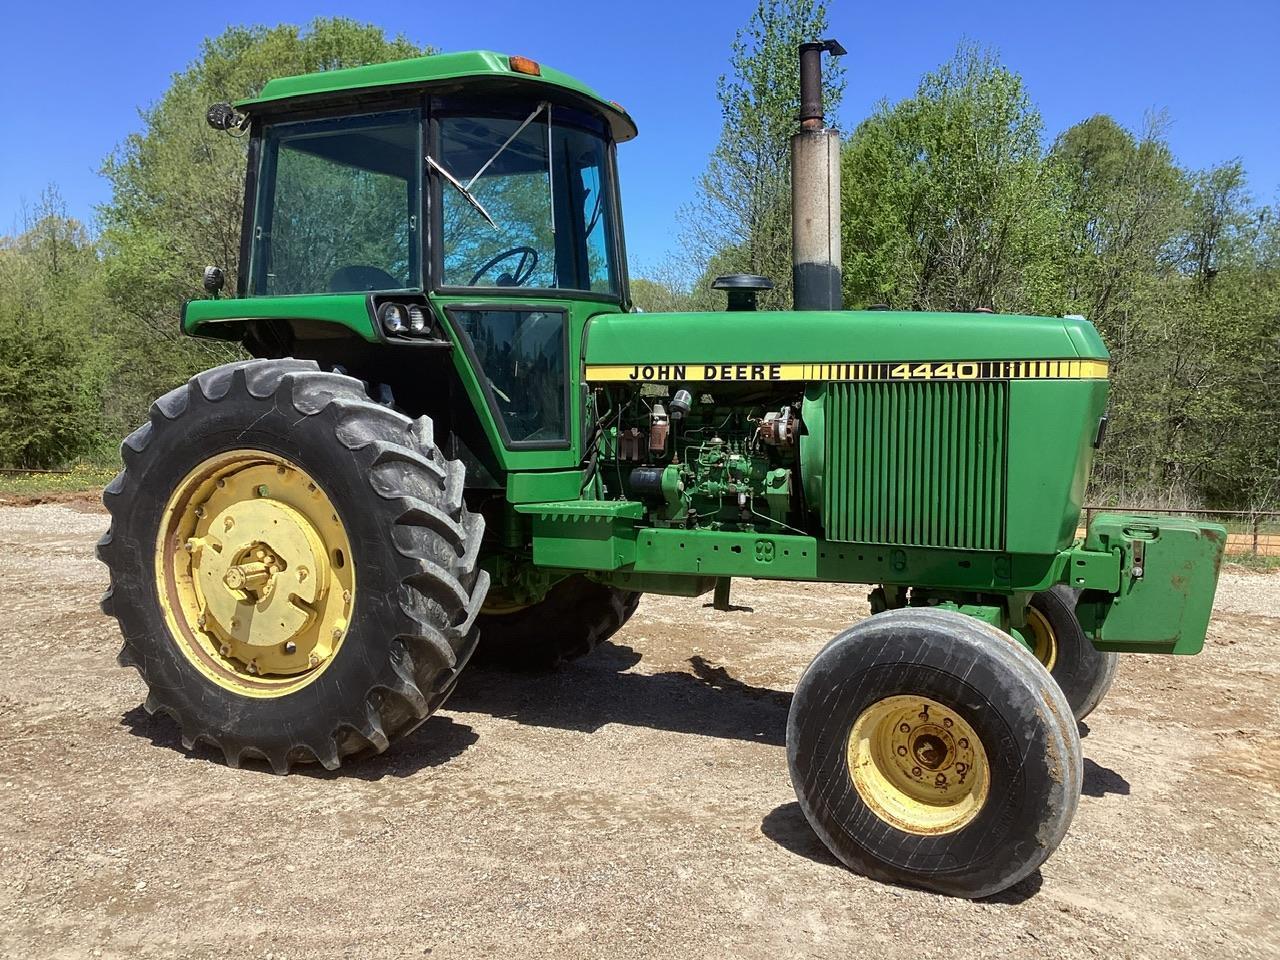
[1,501,1277,960]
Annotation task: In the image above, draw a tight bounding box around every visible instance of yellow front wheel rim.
[1024,607,1059,671]
[847,695,990,836]
[155,450,355,698]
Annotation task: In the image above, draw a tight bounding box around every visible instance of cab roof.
[236,49,637,142]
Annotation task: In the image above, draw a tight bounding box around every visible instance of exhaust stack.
[792,39,845,311]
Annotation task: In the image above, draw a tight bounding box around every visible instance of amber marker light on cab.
[509,56,541,76]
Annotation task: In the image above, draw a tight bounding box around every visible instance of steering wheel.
[469,246,539,287]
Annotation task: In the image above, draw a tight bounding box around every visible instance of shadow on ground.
[120,705,478,780]
[450,641,792,746]
[1082,757,1131,797]
[759,801,1045,903]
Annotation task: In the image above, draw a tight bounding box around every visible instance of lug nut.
[284,641,297,654]
[193,506,205,519]
[308,654,320,667]
[256,485,270,497]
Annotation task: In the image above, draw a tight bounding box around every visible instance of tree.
[841,43,1067,313]
[1051,115,1189,497]
[679,0,844,308]
[97,18,431,425]
[0,190,113,467]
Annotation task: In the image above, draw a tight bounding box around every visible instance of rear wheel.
[1026,585,1118,721]
[98,359,489,772]
[787,608,1082,899]
[475,575,641,669]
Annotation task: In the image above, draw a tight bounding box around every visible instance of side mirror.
[203,266,226,297]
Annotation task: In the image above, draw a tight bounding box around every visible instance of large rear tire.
[475,575,640,669]
[787,608,1082,899]
[1027,585,1119,721]
[98,359,489,773]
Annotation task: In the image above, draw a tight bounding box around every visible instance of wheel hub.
[1024,607,1059,671]
[847,695,990,836]
[156,451,355,697]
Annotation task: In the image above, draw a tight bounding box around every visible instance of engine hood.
[584,310,1109,384]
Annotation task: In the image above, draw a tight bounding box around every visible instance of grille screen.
[822,380,1008,550]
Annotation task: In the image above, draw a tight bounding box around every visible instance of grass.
[1223,554,1280,572]
[0,463,118,498]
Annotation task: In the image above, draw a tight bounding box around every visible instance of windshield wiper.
[427,155,497,228]
[428,101,551,233]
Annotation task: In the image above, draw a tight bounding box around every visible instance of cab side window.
[451,309,567,446]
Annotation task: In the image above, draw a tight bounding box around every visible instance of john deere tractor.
[98,43,1225,899]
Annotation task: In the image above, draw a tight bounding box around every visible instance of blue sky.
[1,0,1277,273]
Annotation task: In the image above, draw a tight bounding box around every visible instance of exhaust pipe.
[792,39,846,311]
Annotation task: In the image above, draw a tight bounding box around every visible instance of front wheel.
[787,608,1082,899]
[98,359,489,773]
[1026,585,1119,721]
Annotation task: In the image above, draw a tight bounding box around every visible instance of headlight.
[407,305,428,333]
[379,302,407,334]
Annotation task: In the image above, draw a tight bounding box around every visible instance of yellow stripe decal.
[584,360,1109,383]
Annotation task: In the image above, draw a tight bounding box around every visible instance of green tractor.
[98,43,1225,899]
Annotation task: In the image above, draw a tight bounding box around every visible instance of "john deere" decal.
[584,360,1110,383]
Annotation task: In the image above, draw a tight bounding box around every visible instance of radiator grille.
[822,380,1008,550]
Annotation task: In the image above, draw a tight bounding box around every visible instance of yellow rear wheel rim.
[847,695,990,836]
[1024,607,1059,671]
[155,450,355,698]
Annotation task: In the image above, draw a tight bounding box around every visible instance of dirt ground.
[1,502,1277,960]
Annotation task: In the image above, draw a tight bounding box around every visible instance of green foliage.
[841,44,1066,313]
[0,18,430,470]
[0,191,113,467]
[97,17,431,415]
[631,276,696,313]
[679,0,843,307]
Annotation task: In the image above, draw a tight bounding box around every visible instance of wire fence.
[1,466,1275,557]
[1082,506,1280,557]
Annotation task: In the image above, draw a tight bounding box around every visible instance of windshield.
[250,110,421,296]
[435,107,618,295]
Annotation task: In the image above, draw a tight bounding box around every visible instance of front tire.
[1027,585,1119,721]
[98,359,489,773]
[787,608,1082,899]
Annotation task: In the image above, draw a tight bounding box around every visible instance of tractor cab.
[191,51,635,477]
